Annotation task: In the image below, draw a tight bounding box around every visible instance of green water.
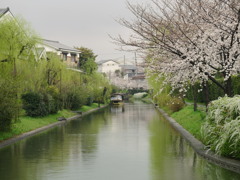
[0,102,239,180]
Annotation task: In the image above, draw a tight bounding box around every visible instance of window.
[71,54,76,62]
[62,53,67,61]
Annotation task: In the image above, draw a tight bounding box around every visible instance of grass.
[78,103,103,112]
[0,110,75,142]
[171,105,206,140]
[184,99,206,106]
[0,103,106,142]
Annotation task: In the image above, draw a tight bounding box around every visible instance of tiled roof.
[120,65,137,70]
[132,75,145,80]
[43,39,81,54]
[97,59,119,65]
[0,7,9,17]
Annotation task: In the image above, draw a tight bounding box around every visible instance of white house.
[0,7,47,61]
[0,7,14,21]
[39,39,81,67]
[0,8,81,67]
[97,59,121,76]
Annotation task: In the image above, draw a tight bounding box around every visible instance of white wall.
[99,60,121,74]
[0,11,14,22]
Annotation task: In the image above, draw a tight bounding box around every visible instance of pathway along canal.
[0,102,240,180]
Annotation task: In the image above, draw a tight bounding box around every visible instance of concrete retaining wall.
[0,105,108,149]
[156,106,240,174]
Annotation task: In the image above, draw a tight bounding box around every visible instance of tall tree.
[113,0,240,97]
[0,17,39,130]
[76,47,97,74]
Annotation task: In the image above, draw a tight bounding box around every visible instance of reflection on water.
[0,102,239,180]
[148,114,240,180]
[110,105,125,113]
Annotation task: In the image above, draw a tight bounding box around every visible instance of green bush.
[201,95,240,158]
[86,96,93,106]
[0,80,20,131]
[46,86,61,113]
[232,76,240,95]
[167,97,185,113]
[22,92,49,117]
[21,91,60,117]
[65,92,82,110]
[142,93,148,98]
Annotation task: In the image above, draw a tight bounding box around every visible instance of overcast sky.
[1,0,147,63]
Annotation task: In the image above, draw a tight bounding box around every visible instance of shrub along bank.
[0,18,112,132]
[0,103,105,142]
[148,72,240,159]
[159,96,240,160]
[201,96,240,159]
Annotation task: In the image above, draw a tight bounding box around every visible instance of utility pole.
[124,55,126,76]
[135,52,138,74]
[135,52,137,67]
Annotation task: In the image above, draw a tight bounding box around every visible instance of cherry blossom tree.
[113,0,240,99]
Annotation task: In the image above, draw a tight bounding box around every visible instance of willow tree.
[114,0,240,100]
[0,17,39,130]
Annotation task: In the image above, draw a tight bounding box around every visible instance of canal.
[0,102,240,180]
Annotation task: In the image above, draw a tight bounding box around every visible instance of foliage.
[115,0,240,97]
[185,76,240,103]
[46,85,61,113]
[0,79,20,131]
[0,102,104,141]
[21,86,61,117]
[79,103,102,112]
[167,97,185,113]
[76,47,97,74]
[0,17,38,63]
[22,92,48,117]
[65,92,82,110]
[201,96,240,158]
[0,17,112,131]
[0,17,38,131]
[147,72,172,108]
[0,110,75,141]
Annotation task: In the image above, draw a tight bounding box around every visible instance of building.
[0,7,14,21]
[0,7,82,68]
[97,59,121,76]
[121,65,137,75]
[0,7,47,61]
[124,72,145,80]
[40,39,81,68]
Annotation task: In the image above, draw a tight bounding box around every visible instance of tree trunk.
[192,85,198,111]
[203,81,210,112]
[224,77,233,97]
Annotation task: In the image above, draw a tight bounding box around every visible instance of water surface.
[0,102,239,180]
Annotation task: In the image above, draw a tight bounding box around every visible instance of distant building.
[124,72,145,80]
[0,7,14,21]
[97,59,121,76]
[120,65,137,75]
[40,39,81,68]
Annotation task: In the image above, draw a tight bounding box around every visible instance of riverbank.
[155,105,240,174]
[171,105,206,140]
[0,103,108,149]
